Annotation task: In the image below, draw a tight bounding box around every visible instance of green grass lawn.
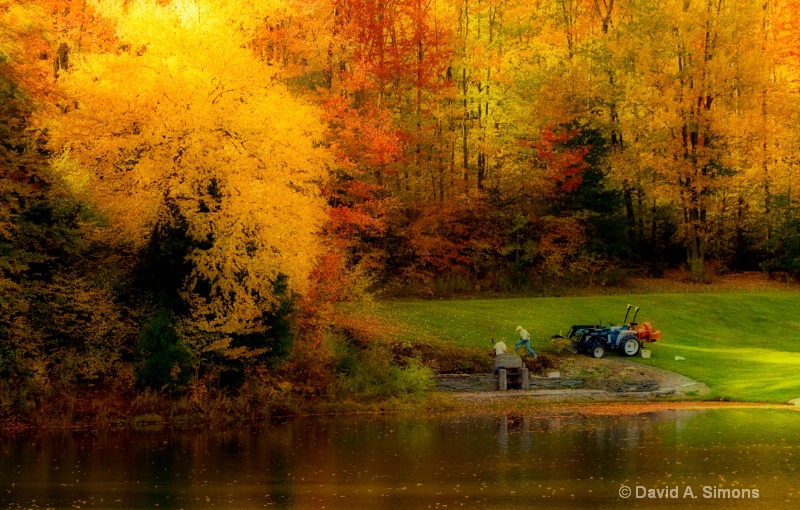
[370,293,800,403]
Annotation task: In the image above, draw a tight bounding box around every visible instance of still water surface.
[1,407,799,509]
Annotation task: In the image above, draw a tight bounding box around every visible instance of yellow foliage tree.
[50,0,330,334]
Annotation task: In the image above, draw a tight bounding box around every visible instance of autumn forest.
[2,0,800,423]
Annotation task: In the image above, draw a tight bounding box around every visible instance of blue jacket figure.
[515,326,536,357]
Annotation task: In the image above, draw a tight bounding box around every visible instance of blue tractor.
[556,305,660,358]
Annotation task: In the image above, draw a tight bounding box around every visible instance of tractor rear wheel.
[591,345,605,358]
[622,338,640,357]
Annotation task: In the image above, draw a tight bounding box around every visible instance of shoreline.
[417,398,800,421]
[1,395,796,432]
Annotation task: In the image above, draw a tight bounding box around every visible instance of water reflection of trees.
[2,409,800,509]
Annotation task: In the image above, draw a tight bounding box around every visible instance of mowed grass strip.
[372,293,800,403]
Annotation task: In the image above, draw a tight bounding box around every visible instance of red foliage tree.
[536,125,592,194]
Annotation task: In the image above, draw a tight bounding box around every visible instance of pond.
[1,406,798,509]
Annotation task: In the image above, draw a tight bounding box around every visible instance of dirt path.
[442,355,711,403]
[561,355,711,396]
[628,269,798,293]
[557,269,799,296]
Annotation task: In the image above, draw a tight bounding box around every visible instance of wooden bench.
[493,354,529,390]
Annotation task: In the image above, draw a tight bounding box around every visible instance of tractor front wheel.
[622,338,640,357]
[591,345,605,358]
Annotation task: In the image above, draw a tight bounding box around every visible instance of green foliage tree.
[136,305,193,393]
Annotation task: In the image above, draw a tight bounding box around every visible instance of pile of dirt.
[391,339,495,374]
